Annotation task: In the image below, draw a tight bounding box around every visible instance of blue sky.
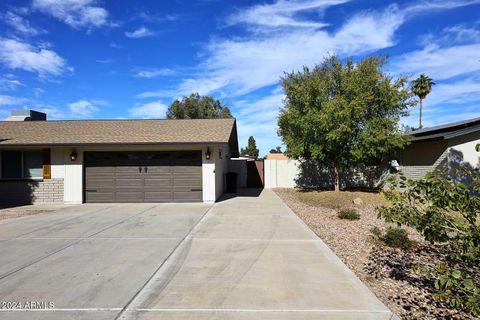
[0,0,479,155]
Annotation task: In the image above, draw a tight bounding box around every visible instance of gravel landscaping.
[0,206,53,221]
[274,188,478,320]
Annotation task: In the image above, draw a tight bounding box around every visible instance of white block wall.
[264,159,300,188]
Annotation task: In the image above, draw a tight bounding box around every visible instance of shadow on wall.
[294,160,389,191]
[448,149,480,186]
[0,181,38,208]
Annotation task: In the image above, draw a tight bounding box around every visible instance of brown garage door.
[84,151,202,203]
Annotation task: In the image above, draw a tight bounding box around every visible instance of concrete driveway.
[0,190,395,320]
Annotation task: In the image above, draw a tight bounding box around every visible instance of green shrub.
[337,208,360,220]
[368,226,383,241]
[377,166,480,316]
[382,227,414,250]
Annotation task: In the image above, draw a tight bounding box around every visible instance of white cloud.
[169,0,480,97]
[390,44,480,80]
[32,0,110,29]
[0,95,29,106]
[0,38,70,77]
[0,75,24,91]
[125,27,154,38]
[227,0,350,29]
[129,101,168,118]
[4,11,43,36]
[134,68,175,78]
[68,99,99,118]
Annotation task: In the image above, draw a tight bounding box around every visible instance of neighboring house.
[398,117,480,180]
[0,110,239,204]
[264,152,289,160]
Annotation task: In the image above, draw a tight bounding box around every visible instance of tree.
[278,55,414,191]
[411,74,435,129]
[166,93,232,119]
[269,146,282,153]
[240,136,259,158]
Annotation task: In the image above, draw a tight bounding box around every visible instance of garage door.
[84,151,202,203]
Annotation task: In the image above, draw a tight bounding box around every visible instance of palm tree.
[411,74,435,129]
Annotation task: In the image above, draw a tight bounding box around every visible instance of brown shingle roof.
[0,119,238,153]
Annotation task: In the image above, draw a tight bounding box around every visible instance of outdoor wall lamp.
[205,147,211,160]
[70,150,78,161]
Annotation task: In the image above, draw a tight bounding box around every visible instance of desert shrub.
[337,208,360,220]
[381,227,414,250]
[378,167,480,316]
[368,226,383,241]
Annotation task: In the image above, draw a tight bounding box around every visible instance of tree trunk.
[333,165,340,192]
[419,98,423,129]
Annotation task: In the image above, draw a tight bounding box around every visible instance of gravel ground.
[0,207,51,221]
[274,188,477,320]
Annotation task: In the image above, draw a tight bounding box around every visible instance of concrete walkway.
[119,189,394,320]
[0,189,395,320]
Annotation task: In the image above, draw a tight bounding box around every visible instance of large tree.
[278,55,414,191]
[411,74,435,129]
[166,93,232,119]
[240,136,259,159]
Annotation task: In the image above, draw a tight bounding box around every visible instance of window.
[1,150,43,179]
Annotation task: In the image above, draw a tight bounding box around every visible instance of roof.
[409,117,480,142]
[0,118,239,156]
[265,153,290,160]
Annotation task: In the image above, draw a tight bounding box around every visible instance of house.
[0,110,239,204]
[398,117,480,180]
[264,152,289,160]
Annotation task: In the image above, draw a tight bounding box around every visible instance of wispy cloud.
[163,0,479,98]
[125,27,154,38]
[4,11,44,36]
[391,43,480,80]
[0,38,71,77]
[0,94,29,106]
[0,74,24,91]
[226,0,350,29]
[133,68,175,78]
[32,0,111,29]
[68,99,100,118]
[129,101,168,118]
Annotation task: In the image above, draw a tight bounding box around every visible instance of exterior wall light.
[70,150,78,161]
[205,147,211,160]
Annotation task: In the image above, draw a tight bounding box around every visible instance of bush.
[382,227,414,250]
[337,208,360,220]
[368,226,383,241]
[378,167,480,316]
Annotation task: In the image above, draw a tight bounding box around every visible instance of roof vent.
[5,110,47,121]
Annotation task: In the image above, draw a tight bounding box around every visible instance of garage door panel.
[84,151,202,203]
[86,167,115,174]
[85,179,115,189]
[115,178,143,188]
[174,178,202,187]
[86,192,115,203]
[115,192,144,202]
[145,192,173,202]
[146,166,172,174]
[174,191,202,201]
[144,179,171,188]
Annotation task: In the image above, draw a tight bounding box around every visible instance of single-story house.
[0,110,239,204]
[398,117,480,180]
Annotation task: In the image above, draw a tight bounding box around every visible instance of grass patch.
[337,208,360,220]
[291,190,387,209]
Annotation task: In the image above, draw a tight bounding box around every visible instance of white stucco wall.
[448,131,480,168]
[63,149,83,204]
[264,159,300,188]
[214,145,229,200]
